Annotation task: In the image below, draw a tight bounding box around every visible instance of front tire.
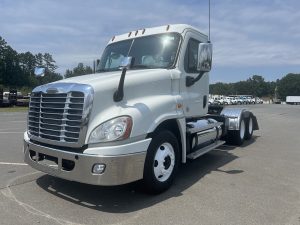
[143,130,179,194]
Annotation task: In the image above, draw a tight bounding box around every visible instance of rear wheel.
[143,130,179,194]
[227,117,246,146]
[245,116,253,140]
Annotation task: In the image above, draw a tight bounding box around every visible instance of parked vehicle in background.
[208,98,214,105]
[256,98,263,104]
[223,97,232,105]
[245,97,251,104]
[236,97,244,105]
[1,92,11,107]
[286,96,300,105]
[214,97,224,105]
[229,97,237,105]
[0,89,2,106]
[9,89,17,105]
[16,94,30,106]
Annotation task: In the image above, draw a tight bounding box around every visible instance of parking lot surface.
[0,104,299,225]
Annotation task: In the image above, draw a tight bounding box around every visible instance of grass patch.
[0,106,29,112]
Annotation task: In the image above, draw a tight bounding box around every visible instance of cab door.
[179,31,209,118]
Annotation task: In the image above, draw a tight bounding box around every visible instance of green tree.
[0,35,61,89]
[64,63,93,78]
[35,53,44,67]
[40,72,63,85]
[0,36,8,84]
[210,82,234,95]
[210,75,275,98]
[277,73,300,100]
[246,75,268,97]
[18,51,37,86]
[43,53,58,73]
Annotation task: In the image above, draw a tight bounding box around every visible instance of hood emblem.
[46,88,59,94]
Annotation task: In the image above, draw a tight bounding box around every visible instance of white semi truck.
[24,24,259,193]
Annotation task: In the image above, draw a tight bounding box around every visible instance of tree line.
[65,63,93,78]
[0,36,62,91]
[209,74,300,100]
[0,36,96,92]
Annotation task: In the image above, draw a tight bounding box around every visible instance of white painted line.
[0,162,27,166]
[0,129,24,131]
[0,132,24,134]
[0,121,26,123]
[1,172,84,225]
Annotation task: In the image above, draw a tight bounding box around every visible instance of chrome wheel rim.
[240,120,245,140]
[153,143,175,182]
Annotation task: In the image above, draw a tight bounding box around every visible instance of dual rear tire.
[245,116,253,140]
[227,116,253,145]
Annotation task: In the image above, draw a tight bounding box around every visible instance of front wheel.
[143,130,179,194]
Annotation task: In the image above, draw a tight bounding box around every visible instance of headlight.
[88,116,133,144]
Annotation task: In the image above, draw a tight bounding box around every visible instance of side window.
[184,38,200,73]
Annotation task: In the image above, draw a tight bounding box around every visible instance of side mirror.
[197,43,213,72]
[119,56,133,69]
[96,59,100,66]
[34,67,45,77]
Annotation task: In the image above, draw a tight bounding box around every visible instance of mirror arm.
[113,67,127,102]
[186,71,206,87]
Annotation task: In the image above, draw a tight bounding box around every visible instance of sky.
[0,0,299,83]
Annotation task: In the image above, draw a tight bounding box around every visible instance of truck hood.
[57,69,166,90]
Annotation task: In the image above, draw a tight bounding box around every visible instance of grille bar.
[28,90,85,144]
[29,120,81,128]
[29,116,81,123]
[29,105,83,111]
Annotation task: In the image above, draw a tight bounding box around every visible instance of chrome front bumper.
[24,133,151,186]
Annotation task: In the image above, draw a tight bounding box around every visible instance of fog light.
[92,163,106,174]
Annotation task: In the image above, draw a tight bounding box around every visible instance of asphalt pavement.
[0,104,299,225]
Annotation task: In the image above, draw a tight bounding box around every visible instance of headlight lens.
[88,116,132,144]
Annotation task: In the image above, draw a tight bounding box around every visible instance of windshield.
[97,33,181,72]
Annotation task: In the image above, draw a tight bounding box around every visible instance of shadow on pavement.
[36,136,259,213]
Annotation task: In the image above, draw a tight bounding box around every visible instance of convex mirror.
[197,43,212,72]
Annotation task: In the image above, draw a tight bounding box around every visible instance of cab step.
[186,140,225,160]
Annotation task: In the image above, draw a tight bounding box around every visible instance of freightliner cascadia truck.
[24,24,259,193]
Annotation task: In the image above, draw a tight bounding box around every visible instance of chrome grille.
[27,83,94,148]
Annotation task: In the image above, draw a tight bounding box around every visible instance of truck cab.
[24,24,258,193]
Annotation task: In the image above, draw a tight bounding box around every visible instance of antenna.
[208,0,211,42]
